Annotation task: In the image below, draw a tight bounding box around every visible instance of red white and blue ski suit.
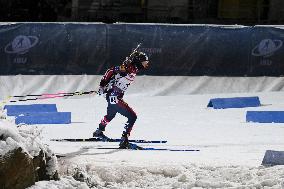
[98,63,138,135]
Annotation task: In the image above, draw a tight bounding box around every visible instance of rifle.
[122,43,142,65]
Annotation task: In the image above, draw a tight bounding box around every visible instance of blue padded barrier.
[246,111,284,123]
[4,104,57,116]
[15,112,71,125]
[207,96,261,109]
[262,150,284,166]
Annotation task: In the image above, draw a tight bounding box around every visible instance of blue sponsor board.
[15,112,71,125]
[246,111,284,123]
[207,96,261,109]
[262,150,284,166]
[4,104,57,116]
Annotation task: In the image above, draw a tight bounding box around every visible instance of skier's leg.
[98,105,117,131]
[93,100,117,138]
[116,99,137,148]
[116,99,137,135]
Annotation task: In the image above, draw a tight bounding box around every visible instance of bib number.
[109,96,118,104]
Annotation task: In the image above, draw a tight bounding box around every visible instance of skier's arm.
[100,68,115,88]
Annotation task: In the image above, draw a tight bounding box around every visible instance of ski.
[50,137,167,144]
[86,147,200,152]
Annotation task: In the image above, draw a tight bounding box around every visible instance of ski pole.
[8,90,97,103]
[10,90,96,98]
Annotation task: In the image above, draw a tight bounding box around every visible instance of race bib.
[109,96,118,104]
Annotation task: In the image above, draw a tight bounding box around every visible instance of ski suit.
[98,63,138,135]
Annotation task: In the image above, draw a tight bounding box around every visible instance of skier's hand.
[97,87,105,96]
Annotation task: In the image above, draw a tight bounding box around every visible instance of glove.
[97,87,105,96]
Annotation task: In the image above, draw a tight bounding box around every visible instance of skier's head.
[131,51,149,70]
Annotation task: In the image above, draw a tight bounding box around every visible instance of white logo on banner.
[4,35,39,64]
[252,39,282,57]
[5,35,39,55]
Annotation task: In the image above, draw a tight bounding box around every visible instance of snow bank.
[55,162,284,189]
[2,75,284,99]
[0,118,58,176]
[0,119,45,157]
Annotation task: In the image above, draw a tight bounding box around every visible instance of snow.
[0,116,58,177]
[0,119,48,157]
[1,76,284,188]
[2,75,284,99]
[26,176,89,189]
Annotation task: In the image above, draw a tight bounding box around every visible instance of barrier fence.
[1,23,284,76]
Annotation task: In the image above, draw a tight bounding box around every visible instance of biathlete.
[93,50,149,149]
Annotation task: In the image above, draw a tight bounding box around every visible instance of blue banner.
[0,23,284,76]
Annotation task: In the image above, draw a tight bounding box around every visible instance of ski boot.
[119,132,130,149]
[119,132,143,150]
[93,129,109,141]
